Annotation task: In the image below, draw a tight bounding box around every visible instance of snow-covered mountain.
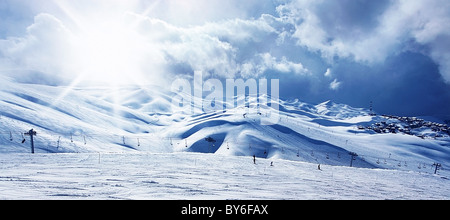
[1,75,449,200]
[1,75,449,175]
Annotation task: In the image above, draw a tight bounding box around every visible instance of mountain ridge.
[0,77,449,176]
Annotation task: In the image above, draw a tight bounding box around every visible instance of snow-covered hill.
[0,75,449,199]
[1,75,448,171]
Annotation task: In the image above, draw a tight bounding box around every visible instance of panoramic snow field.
[0,76,449,199]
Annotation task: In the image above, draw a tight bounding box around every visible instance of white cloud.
[324,68,332,77]
[278,0,450,83]
[0,13,78,84]
[129,13,241,78]
[129,12,306,79]
[392,0,450,82]
[197,14,278,43]
[15,0,450,88]
[1,10,295,84]
[240,53,308,78]
[278,0,395,63]
[135,0,277,27]
[329,79,341,90]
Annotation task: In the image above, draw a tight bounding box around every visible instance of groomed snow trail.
[0,153,448,200]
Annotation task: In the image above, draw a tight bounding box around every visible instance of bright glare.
[44,1,170,109]
[74,21,146,86]
[51,0,165,86]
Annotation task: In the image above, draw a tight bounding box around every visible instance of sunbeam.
[47,0,163,87]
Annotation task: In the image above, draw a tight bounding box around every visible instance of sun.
[42,0,172,89]
[74,20,146,86]
[50,0,162,87]
[48,1,167,108]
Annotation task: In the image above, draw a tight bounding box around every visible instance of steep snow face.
[0,78,449,177]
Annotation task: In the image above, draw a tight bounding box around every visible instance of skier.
[318,164,321,170]
[253,155,256,164]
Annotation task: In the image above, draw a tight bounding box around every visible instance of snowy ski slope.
[0,76,449,199]
[0,152,448,200]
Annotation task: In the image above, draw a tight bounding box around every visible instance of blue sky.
[1,0,450,118]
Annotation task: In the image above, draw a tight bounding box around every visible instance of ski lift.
[21,133,26,143]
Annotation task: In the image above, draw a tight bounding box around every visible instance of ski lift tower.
[24,129,37,154]
[349,152,358,167]
[369,101,376,116]
[433,163,442,174]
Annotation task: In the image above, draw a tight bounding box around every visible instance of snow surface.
[0,76,449,199]
[0,152,448,200]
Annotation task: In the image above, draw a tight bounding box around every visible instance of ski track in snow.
[0,153,448,200]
